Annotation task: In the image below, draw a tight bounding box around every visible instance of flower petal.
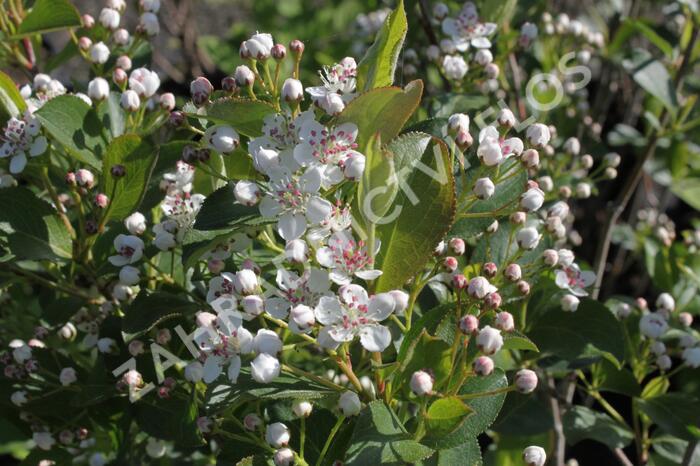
[359,325,392,352]
[202,356,223,383]
[278,212,306,240]
[314,296,343,325]
[306,196,332,225]
[227,355,241,383]
[367,292,395,321]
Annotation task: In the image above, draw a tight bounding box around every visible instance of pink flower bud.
[207,258,225,274]
[156,328,171,344]
[78,36,92,51]
[410,370,434,396]
[190,77,213,106]
[459,315,479,334]
[243,413,262,431]
[542,249,559,266]
[636,297,648,310]
[483,262,497,278]
[484,292,502,310]
[169,111,185,126]
[515,369,538,393]
[116,55,132,71]
[94,193,109,208]
[504,263,522,282]
[510,211,527,224]
[221,76,237,92]
[113,68,128,86]
[517,280,531,295]
[160,93,175,111]
[65,171,77,186]
[473,356,494,376]
[289,39,304,54]
[679,312,693,327]
[452,274,468,289]
[442,256,458,273]
[128,340,144,356]
[271,44,287,60]
[82,14,95,28]
[448,237,465,255]
[455,130,473,150]
[495,311,513,331]
[274,448,294,466]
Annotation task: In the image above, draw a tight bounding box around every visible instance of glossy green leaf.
[609,19,674,58]
[502,331,539,352]
[427,397,474,436]
[193,182,263,231]
[623,51,678,112]
[563,405,634,449]
[357,132,398,224]
[0,187,72,260]
[122,291,200,341]
[335,80,423,151]
[418,437,482,466]
[423,369,508,449]
[34,95,106,169]
[193,98,277,137]
[0,71,27,123]
[356,0,407,90]
[637,394,700,441]
[135,392,203,446]
[15,0,81,37]
[103,135,157,221]
[528,298,625,368]
[375,134,456,291]
[96,92,126,139]
[345,401,434,465]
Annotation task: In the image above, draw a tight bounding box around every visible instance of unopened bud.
[111,164,126,178]
[222,76,237,93]
[483,262,497,278]
[459,315,479,334]
[473,356,494,376]
[169,111,185,127]
[517,280,531,295]
[271,44,287,60]
[289,39,304,54]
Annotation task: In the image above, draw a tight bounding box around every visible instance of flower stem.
[315,415,345,466]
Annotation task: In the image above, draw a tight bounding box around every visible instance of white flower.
[33,432,55,451]
[468,276,497,299]
[523,446,546,466]
[153,221,177,251]
[306,57,357,105]
[246,32,274,60]
[306,202,353,246]
[161,192,205,230]
[292,400,313,418]
[184,361,203,382]
[515,369,538,393]
[253,329,282,355]
[318,92,346,115]
[563,137,581,156]
[234,269,259,295]
[139,12,160,36]
[274,448,294,466]
[448,113,470,133]
[265,422,290,448]
[338,391,362,416]
[120,90,140,112]
[560,294,580,312]
[576,182,591,199]
[11,390,27,406]
[241,295,264,318]
[97,337,116,353]
[109,234,145,266]
[234,65,255,87]
[284,239,307,264]
[475,49,493,65]
[289,304,316,333]
[442,55,468,80]
[58,367,77,386]
[476,325,503,355]
[316,230,381,284]
[87,78,110,101]
[264,268,331,319]
[259,166,332,240]
[99,8,120,29]
[140,0,161,12]
[682,347,700,368]
[519,22,538,47]
[477,126,522,166]
[343,152,365,180]
[250,353,280,383]
[474,177,495,199]
[516,227,540,250]
[557,249,575,267]
[233,181,261,206]
[205,125,240,154]
[525,123,551,147]
[0,114,48,174]
[282,78,304,102]
[294,119,364,188]
[89,42,110,64]
[129,68,160,98]
[124,212,147,235]
[441,3,496,51]
[194,311,253,383]
[314,284,395,352]
[521,187,545,211]
[554,264,595,296]
[410,370,434,396]
[119,265,141,285]
[656,293,675,313]
[113,283,134,301]
[146,438,166,458]
[390,290,409,316]
[163,160,195,195]
[639,313,668,339]
[657,354,672,370]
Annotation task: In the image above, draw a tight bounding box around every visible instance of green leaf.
[345,401,434,465]
[480,0,517,27]
[135,392,203,446]
[672,177,700,210]
[193,182,262,231]
[637,394,700,441]
[492,393,553,436]
[423,369,508,449]
[180,228,236,269]
[15,0,81,37]
[34,95,106,169]
[451,166,527,238]
[375,134,456,291]
[357,132,398,224]
[502,331,539,352]
[623,51,678,112]
[122,291,200,341]
[608,19,674,59]
[397,303,455,361]
[641,376,671,399]
[427,397,474,436]
[528,298,625,368]
[0,187,72,260]
[194,98,277,137]
[0,71,27,123]
[356,0,407,90]
[205,370,336,410]
[418,437,482,466]
[97,92,126,139]
[395,330,453,395]
[103,135,157,221]
[222,147,259,180]
[563,405,634,449]
[594,359,641,397]
[335,80,423,152]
